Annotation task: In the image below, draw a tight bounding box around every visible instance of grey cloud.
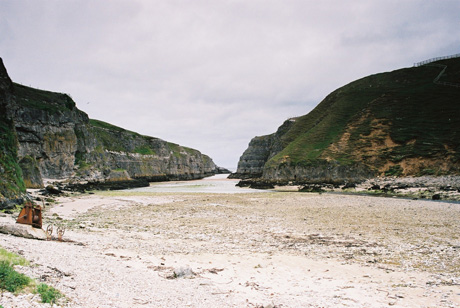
[0,0,458,168]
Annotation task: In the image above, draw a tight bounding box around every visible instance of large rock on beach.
[0,215,47,240]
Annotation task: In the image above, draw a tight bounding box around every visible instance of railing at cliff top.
[412,53,460,88]
[414,53,460,67]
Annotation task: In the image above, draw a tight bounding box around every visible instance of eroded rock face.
[229,135,273,179]
[0,57,220,192]
[262,162,376,184]
[9,100,85,180]
[230,118,296,179]
[18,156,43,188]
[77,123,217,182]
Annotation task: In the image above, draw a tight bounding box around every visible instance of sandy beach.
[1,179,460,307]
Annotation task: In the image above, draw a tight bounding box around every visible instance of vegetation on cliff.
[0,108,25,201]
[89,119,192,158]
[0,59,25,203]
[236,57,460,181]
[13,83,76,114]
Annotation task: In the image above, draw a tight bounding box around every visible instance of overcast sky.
[1,1,459,169]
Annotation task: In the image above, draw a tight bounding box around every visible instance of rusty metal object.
[16,202,42,229]
[57,226,65,241]
[46,225,53,240]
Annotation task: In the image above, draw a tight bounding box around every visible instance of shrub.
[0,260,31,293]
[37,283,62,304]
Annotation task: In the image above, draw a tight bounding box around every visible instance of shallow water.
[126,174,269,194]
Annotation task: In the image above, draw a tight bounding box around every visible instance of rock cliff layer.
[0,58,221,205]
[229,118,296,179]
[233,57,460,183]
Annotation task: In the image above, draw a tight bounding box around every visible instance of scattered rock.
[46,185,63,195]
[235,180,275,189]
[168,267,196,279]
[64,178,150,192]
[0,197,24,211]
[299,184,325,193]
[342,182,356,189]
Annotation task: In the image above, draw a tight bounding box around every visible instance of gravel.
[1,190,459,307]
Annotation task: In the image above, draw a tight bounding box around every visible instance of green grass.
[134,145,155,155]
[13,83,75,114]
[89,119,139,135]
[90,119,159,155]
[0,248,30,267]
[0,260,31,293]
[89,120,132,152]
[36,283,63,304]
[167,142,184,159]
[0,248,64,304]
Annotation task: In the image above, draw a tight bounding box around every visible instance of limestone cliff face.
[230,118,296,179]
[0,58,219,193]
[77,121,217,181]
[261,162,375,183]
[9,84,88,182]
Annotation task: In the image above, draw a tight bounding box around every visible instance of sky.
[0,0,459,169]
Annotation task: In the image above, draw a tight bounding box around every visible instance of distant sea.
[125,174,269,194]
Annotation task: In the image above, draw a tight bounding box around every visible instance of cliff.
[0,59,26,207]
[0,58,221,207]
[229,118,296,179]
[233,57,460,183]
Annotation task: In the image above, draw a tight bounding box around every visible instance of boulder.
[0,215,46,240]
[46,185,63,195]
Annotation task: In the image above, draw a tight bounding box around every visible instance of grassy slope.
[13,83,76,113]
[265,58,460,173]
[89,119,199,158]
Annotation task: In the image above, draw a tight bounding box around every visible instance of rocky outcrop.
[261,161,375,184]
[19,156,43,188]
[228,135,273,179]
[229,118,296,179]
[0,57,221,200]
[9,83,90,182]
